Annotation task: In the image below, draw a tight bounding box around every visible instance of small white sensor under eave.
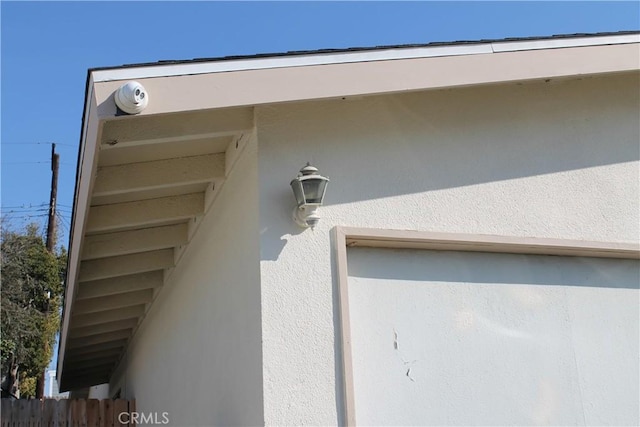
[114,81,148,114]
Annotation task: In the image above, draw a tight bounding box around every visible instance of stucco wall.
[110,137,263,426]
[256,73,639,425]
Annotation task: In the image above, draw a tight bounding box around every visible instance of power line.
[1,161,50,165]
[2,208,50,212]
[2,143,76,147]
[56,210,71,223]
[2,204,49,209]
[2,210,49,215]
[2,210,50,215]
[1,206,72,214]
[2,213,49,219]
[1,161,75,166]
[1,203,49,209]
[55,212,70,235]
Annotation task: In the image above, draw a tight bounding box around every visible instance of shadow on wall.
[347,247,640,290]
[257,74,639,261]
[257,73,639,208]
[258,188,306,261]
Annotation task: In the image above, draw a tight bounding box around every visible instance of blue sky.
[2,1,639,242]
[1,0,639,389]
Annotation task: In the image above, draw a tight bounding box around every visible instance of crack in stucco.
[394,329,419,382]
[406,368,415,382]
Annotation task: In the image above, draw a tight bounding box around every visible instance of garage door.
[346,247,639,426]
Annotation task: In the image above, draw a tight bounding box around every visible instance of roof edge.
[91,32,640,83]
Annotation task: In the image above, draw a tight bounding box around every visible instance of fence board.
[86,400,99,427]
[100,399,113,427]
[30,399,42,427]
[75,400,86,427]
[27,399,33,427]
[67,400,75,427]
[44,399,56,427]
[112,400,127,427]
[18,400,29,425]
[1,399,12,427]
[127,401,135,427]
[57,399,69,427]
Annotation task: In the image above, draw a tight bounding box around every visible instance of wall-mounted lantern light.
[290,163,329,228]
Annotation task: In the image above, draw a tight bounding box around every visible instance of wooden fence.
[1,399,136,427]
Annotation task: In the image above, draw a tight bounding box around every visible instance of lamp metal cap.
[300,163,319,176]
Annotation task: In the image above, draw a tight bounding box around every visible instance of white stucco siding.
[347,248,639,426]
[110,137,263,426]
[256,73,639,425]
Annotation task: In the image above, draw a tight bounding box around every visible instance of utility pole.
[46,143,59,252]
[36,143,59,399]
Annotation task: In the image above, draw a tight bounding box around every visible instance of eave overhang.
[57,32,640,391]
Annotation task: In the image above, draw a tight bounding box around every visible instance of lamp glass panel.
[291,181,305,207]
[302,179,327,204]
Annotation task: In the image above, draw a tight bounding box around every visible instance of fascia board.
[91,34,640,83]
[57,77,101,388]
[492,33,640,52]
[92,42,640,119]
[92,44,493,82]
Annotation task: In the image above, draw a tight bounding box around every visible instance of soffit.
[58,106,253,391]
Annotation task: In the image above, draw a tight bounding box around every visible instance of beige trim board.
[340,227,640,259]
[94,43,640,118]
[332,226,639,426]
[57,79,102,387]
